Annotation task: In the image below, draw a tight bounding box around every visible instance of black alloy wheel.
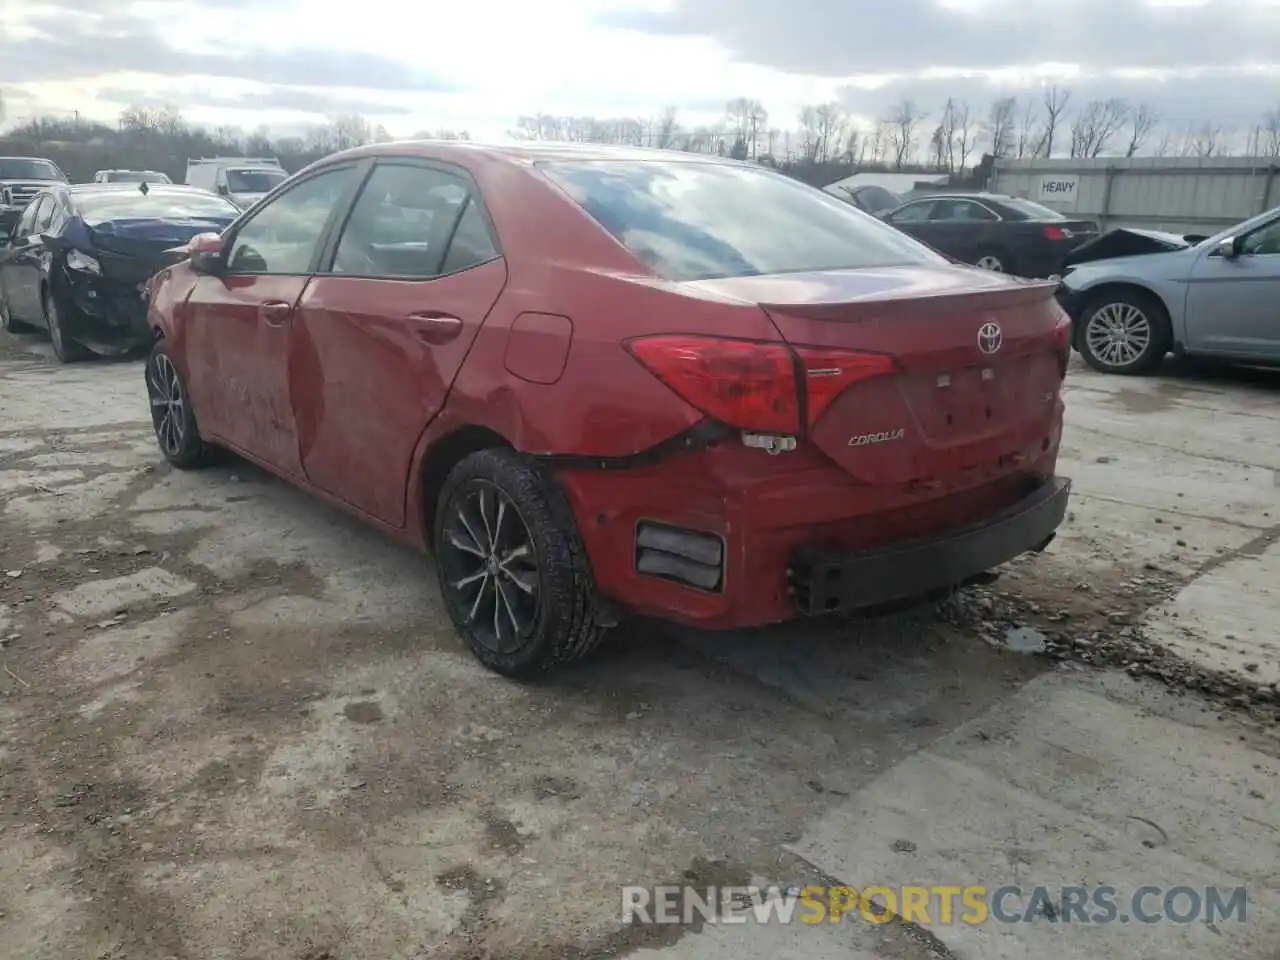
[43,291,92,362]
[145,340,216,468]
[434,448,609,677]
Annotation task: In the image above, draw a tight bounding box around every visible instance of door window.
[931,199,998,222]
[1240,218,1280,256]
[225,166,354,274]
[329,163,498,278]
[17,197,47,236]
[888,201,935,223]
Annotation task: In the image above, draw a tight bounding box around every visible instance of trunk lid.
[685,265,1065,487]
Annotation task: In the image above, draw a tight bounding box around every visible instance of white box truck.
[185,157,287,211]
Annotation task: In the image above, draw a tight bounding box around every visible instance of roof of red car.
[328,139,743,167]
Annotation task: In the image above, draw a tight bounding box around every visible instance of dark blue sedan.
[0,182,240,362]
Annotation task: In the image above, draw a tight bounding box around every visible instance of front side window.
[330,163,497,278]
[541,160,941,282]
[1240,218,1280,256]
[933,200,997,222]
[226,167,354,274]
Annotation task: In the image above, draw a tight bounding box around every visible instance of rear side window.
[330,163,498,279]
[540,160,941,282]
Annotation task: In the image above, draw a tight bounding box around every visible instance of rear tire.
[145,339,217,469]
[1078,289,1170,375]
[434,448,609,677]
[43,289,93,363]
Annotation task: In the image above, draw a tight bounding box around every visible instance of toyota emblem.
[977,322,1002,355]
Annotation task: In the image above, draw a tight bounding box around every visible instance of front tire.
[974,250,1008,272]
[434,448,608,677]
[145,339,216,469]
[43,289,93,363]
[1,292,34,333]
[1078,289,1170,375]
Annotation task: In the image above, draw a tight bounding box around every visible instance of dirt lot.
[2,332,1279,960]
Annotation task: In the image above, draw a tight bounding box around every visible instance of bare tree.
[155,105,186,139]
[1069,98,1128,158]
[655,106,679,149]
[937,98,958,172]
[1125,103,1159,157]
[1038,85,1071,157]
[1016,97,1038,158]
[798,105,821,161]
[952,100,974,171]
[986,96,1016,159]
[1263,107,1280,157]
[726,97,766,158]
[814,102,846,162]
[888,98,924,169]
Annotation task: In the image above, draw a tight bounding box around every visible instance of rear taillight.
[1051,314,1071,378]
[1043,225,1067,241]
[794,346,898,426]
[625,335,896,434]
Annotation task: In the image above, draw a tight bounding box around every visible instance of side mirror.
[216,184,230,196]
[188,232,225,274]
[1214,237,1239,259]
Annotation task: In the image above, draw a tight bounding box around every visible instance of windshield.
[226,169,286,194]
[0,159,64,181]
[1001,198,1065,221]
[540,160,942,281]
[105,171,171,183]
[76,190,240,226]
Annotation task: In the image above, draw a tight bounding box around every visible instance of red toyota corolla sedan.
[143,141,1072,676]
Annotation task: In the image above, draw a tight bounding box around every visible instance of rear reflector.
[635,521,724,592]
[625,335,897,434]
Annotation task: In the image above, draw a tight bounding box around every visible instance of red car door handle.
[258,301,292,326]
[408,312,463,345]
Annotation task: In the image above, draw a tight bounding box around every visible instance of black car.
[0,183,239,361]
[881,193,1099,278]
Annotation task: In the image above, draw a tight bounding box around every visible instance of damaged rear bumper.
[788,476,1071,616]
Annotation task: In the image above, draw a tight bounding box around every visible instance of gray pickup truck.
[0,157,70,235]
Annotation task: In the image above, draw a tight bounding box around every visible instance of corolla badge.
[848,428,905,447]
[977,321,1003,355]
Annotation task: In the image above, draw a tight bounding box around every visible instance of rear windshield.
[226,169,286,193]
[76,191,240,226]
[0,158,63,181]
[105,171,171,183]
[1001,198,1065,220]
[540,160,943,281]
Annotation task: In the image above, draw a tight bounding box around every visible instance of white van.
[184,157,287,211]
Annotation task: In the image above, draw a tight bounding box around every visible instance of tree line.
[1,88,1278,188]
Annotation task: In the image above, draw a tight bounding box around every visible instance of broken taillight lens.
[625,335,897,434]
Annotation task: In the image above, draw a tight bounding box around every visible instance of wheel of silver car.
[145,339,216,469]
[1078,290,1170,375]
[434,448,609,677]
[975,253,1006,271]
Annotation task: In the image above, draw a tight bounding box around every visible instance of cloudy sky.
[1,0,1278,141]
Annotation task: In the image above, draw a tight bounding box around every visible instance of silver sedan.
[1056,205,1280,374]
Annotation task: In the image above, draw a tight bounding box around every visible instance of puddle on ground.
[1003,626,1049,654]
